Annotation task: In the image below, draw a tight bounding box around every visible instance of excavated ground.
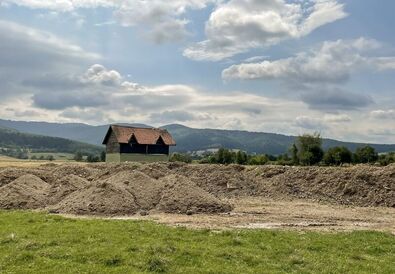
[0,162,394,231]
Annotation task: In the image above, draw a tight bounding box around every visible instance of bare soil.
[0,162,394,231]
[129,197,395,232]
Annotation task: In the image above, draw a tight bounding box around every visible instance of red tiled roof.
[103,125,176,146]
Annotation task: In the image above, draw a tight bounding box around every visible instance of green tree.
[290,143,299,165]
[73,151,83,162]
[100,151,106,162]
[378,152,395,166]
[216,148,235,164]
[170,153,192,163]
[235,150,248,165]
[248,154,268,165]
[323,146,352,166]
[86,154,100,163]
[296,133,324,166]
[353,146,378,164]
[46,155,55,161]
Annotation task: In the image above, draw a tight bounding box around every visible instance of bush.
[100,151,106,162]
[248,154,268,165]
[170,153,192,163]
[323,146,352,166]
[73,151,83,162]
[86,154,100,163]
[46,155,55,161]
[378,152,395,166]
[353,146,378,164]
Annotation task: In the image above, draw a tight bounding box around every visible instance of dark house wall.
[105,130,120,153]
[148,145,169,155]
[120,144,170,155]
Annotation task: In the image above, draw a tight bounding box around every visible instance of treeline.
[170,133,395,166]
[72,151,106,163]
[0,127,102,155]
[0,148,106,163]
[0,148,29,159]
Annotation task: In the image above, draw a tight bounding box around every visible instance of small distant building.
[102,125,176,163]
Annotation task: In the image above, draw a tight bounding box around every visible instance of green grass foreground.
[0,211,394,273]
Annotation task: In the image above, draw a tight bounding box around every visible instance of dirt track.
[0,162,394,231]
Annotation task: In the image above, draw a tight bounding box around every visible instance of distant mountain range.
[0,119,394,155]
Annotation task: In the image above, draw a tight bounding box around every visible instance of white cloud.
[370,110,395,120]
[2,0,216,43]
[0,61,393,143]
[0,20,100,101]
[295,113,350,130]
[222,38,389,83]
[184,0,347,61]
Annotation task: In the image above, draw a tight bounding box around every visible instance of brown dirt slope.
[0,174,50,209]
[0,163,393,216]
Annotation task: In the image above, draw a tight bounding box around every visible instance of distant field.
[0,154,78,168]
[0,211,394,273]
[29,152,74,161]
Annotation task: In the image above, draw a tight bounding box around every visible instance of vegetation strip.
[0,211,394,273]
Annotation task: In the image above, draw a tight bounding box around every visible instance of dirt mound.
[47,175,90,205]
[137,162,173,179]
[0,167,52,187]
[106,171,164,210]
[251,165,395,207]
[0,175,50,209]
[157,174,233,214]
[173,164,256,196]
[50,165,97,180]
[0,163,393,216]
[53,181,139,215]
[52,171,232,216]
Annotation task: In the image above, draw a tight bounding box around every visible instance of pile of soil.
[52,171,231,216]
[0,175,50,209]
[251,165,395,207]
[157,174,232,214]
[0,167,52,187]
[0,163,393,216]
[47,175,90,205]
[53,180,140,215]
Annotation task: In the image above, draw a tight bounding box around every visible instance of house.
[102,125,176,162]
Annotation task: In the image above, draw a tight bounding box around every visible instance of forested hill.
[0,127,103,155]
[163,124,395,155]
[0,119,394,155]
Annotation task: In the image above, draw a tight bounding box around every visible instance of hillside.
[0,127,103,155]
[0,119,394,155]
[163,124,395,154]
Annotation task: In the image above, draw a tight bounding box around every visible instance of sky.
[0,0,394,143]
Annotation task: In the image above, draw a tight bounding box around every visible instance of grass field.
[0,211,394,273]
[0,155,79,168]
[28,152,74,161]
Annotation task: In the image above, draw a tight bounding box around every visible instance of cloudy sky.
[0,0,394,143]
